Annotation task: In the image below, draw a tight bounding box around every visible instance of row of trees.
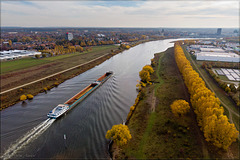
[174,43,238,150]
[39,45,88,56]
[202,61,239,69]
[204,68,240,106]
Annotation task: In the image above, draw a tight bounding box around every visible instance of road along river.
[1,39,183,159]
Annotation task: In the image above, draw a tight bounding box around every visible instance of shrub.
[20,95,27,101]
[35,54,40,59]
[130,106,135,111]
[225,86,231,93]
[229,84,237,93]
[27,94,34,99]
[42,53,47,58]
[54,82,59,86]
[125,45,131,49]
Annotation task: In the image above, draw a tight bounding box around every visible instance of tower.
[66,32,73,41]
[217,28,222,35]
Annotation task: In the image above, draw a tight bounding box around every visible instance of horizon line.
[1,26,238,29]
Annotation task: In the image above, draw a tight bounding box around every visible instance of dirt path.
[150,91,156,112]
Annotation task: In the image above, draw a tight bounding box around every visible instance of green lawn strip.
[182,46,239,130]
[0,58,49,74]
[218,75,229,81]
[0,45,117,74]
[154,52,165,95]
[135,52,165,158]
[135,112,157,159]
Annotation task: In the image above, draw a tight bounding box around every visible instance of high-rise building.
[66,32,73,41]
[217,28,222,35]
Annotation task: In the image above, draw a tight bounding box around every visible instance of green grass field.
[0,45,117,74]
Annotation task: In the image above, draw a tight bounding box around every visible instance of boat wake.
[1,118,55,160]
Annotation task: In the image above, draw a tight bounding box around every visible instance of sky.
[1,0,239,28]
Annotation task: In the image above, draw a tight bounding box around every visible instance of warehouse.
[0,50,41,61]
[196,52,240,62]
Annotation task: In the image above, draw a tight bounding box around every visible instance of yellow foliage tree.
[174,43,239,150]
[204,115,239,150]
[142,65,154,74]
[125,45,131,49]
[105,124,132,146]
[139,70,150,83]
[170,100,190,117]
[27,94,34,99]
[20,95,27,101]
[139,65,154,83]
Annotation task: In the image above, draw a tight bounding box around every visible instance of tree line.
[174,43,238,150]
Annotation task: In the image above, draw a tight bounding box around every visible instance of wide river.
[1,39,183,159]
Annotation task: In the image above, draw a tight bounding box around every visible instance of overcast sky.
[1,0,239,28]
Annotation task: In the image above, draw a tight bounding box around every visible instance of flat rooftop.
[197,52,240,58]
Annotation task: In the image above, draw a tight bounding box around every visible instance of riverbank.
[0,41,152,110]
[111,47,239,159]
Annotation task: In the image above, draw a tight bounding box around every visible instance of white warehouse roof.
[196,52,240,62]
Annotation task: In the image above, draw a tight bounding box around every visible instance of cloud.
[1,1,239,28]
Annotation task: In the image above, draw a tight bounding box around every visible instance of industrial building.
[0,50,41,61]
[196,52,239,62]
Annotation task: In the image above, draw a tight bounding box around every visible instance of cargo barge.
[47,71,113,119]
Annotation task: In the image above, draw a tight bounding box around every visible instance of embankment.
[0,40,151,110]
[110,47,239,159]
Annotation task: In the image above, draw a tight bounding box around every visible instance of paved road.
[0,53,110,95]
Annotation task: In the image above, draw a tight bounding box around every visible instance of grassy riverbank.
[112,47,239,159]
[0,45,120,110]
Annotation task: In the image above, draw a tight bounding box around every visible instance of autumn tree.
[170,99,190,117]
[105,124,132,146]
[225,86,231,93]
[8,40,12,46]
[142,65,154,74]
[80,41,86,47]
[139,65,154,84]
[174,43,239,150]
[204,114,239,150]
[139,69,150,83]
[76,46,84,52]
[20,95,27,101]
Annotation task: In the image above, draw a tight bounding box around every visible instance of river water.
[1,39,181,159]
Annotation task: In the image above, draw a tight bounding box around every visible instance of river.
[1,39,182,159]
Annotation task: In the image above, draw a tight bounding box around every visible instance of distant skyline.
[1,0,239,28]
